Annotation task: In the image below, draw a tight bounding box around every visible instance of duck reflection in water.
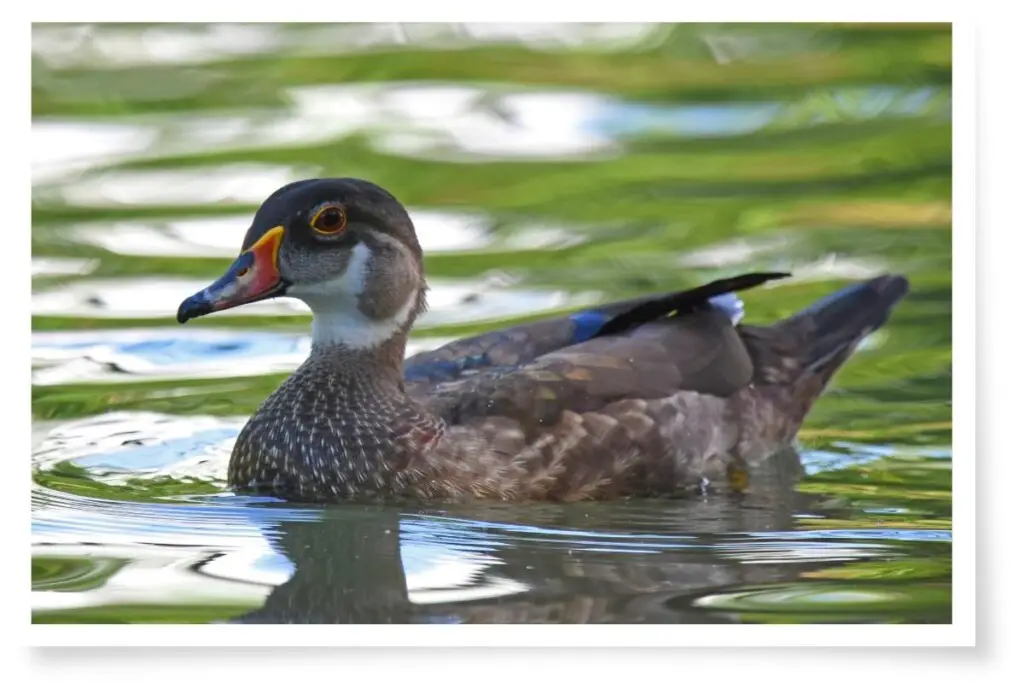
[230,446,821,624]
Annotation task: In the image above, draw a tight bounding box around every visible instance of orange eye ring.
[311,205,347,235]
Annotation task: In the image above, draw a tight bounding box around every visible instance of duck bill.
[176,226,287,323]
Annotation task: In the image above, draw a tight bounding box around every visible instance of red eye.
[312,205,347,234]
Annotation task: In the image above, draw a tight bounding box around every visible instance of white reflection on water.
[52,164,312,208]
[33,24,286,69]
[31,518,529,615]
[400,541,530,605]
[31,329,309,386]
[33,83,942,188]
[677,236,791,269]
[33,23,665,70]
[112,84,623,163]
[677,236,890,282]
[35,81,623,209]
[32,121,158,184]
[783,253,890,283]
[291,84,618,161]
[33,87,790,190]
[31,411,244,477]
[31,257,99,278]
[31,544,275,613]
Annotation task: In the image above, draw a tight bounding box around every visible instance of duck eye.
[311,205,347,235]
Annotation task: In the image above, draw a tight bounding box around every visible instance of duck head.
[176,178,428,350]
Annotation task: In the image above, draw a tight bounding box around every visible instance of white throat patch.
[288,242,419,349]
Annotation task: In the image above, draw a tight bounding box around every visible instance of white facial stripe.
[288,241,419,349]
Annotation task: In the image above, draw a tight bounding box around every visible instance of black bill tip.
[176,292,213,324]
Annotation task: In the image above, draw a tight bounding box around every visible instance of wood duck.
[176,178,909,504]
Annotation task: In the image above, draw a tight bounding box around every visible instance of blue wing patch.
[708,292,745,325]
[569,310,611,345]
[404,353,492,383]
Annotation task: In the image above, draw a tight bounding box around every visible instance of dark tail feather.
[740,274,910,422]
[779,273,909,376]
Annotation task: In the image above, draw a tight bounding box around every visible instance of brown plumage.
[176,178,910,503]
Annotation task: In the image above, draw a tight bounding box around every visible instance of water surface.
[31,22,952,624]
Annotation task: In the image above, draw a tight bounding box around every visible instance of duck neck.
[231,332,445,500]
[297,332,444,443]
[308,331,410,390]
